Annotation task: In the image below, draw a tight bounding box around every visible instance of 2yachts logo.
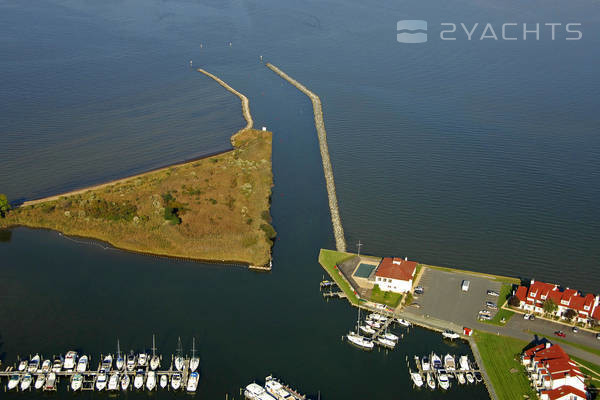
[397,21,583,43]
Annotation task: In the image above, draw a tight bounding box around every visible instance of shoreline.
[21,148,233,207]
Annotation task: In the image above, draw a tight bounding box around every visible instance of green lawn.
[483,284,515,326]
[473,331,537,400]
[370,284,403,308]
[318,249,359,305]
[426,264,520,285]
[530,331,600,357]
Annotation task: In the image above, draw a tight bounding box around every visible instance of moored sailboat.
[190,337,200,372]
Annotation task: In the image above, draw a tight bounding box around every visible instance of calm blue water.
[1,0,599,398]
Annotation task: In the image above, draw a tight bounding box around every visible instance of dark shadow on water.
[0,229,12,242]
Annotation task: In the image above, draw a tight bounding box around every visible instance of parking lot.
[412,268,503,327]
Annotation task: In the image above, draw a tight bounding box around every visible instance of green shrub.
[260,223,277,241]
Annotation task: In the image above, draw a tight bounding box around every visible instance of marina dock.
[1,350,200,393]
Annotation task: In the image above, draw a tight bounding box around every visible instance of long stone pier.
[197,69,254,130]
[266,63,346,252]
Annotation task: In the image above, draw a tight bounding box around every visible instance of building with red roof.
[540,385,587,400]
[522,343,587,397]
[374,257,417,293]
[513,279,599,325]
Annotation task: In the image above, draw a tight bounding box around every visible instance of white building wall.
[375,277,412,293]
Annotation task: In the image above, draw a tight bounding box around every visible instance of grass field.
[318,249,359,305]
[473,331,537,400]
[530,331,600,357]
[571,355,600,383]
[483,284,515,326]
[370,284,403,308]
[1,129,274,267]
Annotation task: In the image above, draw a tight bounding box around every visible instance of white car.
[524,313,531,320]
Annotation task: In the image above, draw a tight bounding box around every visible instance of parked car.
[485,301,498,310]
[524,313,531,320]
[461,280,470,292]
[478,314,492,321]
[554,331,566,338]
[572,326,579,333]
[487,290,500,297]
[529,314,535,321]
[596,333,600,340]
[479,310,491,317]
[414,286,424,295]
[410,303,421,309]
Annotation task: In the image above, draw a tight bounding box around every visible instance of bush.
[0,194,11,217]
[261,210,272,223]
[260,223,277,241]
[508,295,521,307]
[162,193,184,225]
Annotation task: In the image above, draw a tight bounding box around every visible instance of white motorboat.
[397,318,412,327]
[171,373,182,390]
[150,334,160,370]
[159,374,168,389]
[421,356,431,371]
[187,371,199,392]
[466,372,475,384]
[71,373,83,391]
[359,325,376,335]
[347,332,374,350]
[444,354,456,371]
[20,373,33,391]
[133,370,145,390]
[146,371,156,391]
[459,355,470,371]
[64,351,77,370]
[190,337,200,372]
[101,354,113,371]
[120,374,130,391]
[76,355,88,372]
[8,374,20,390]
[431,354,443,370]
[368,313,387,322]
[108,373,120,391]
[366,319,381,329]
[265,378,293,400]
[96,369,108,391]
[35,374,45,390]
[51,357,63,372]
[457,372,466,384]
[116,340,124,371]
[44,372,57,391]
[383,332,399,342]
[18,360,27,371]
[437,372,450,390]
[126,352,136,371]
[137,353,148,367]
[175,337,184,371]
[41,359,51,373]
[377,337,396,348]
[410,372,424,387]
[245,382,276,400]
[442,330,460,340]
[426,372,435,390]
[28,354,41,373]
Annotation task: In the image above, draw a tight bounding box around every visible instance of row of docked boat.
[3,336,201,393]
[245,376,309,400]
[409,353,483,391]
[346,309,409,351]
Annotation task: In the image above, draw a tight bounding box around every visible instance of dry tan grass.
[1,129,274,267]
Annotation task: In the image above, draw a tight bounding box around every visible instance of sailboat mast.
[152,334,156,357]
[117,339,121,358]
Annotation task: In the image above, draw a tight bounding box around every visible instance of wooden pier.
[407,353,483,389]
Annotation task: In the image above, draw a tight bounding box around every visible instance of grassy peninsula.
[0,128,275,267]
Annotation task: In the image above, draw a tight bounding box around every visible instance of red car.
[554,330,566,338]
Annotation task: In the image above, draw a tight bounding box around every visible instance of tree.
[508,295,521,307]
[543,298,558,315]
[564,308,577,322]
[0,194,10,217]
